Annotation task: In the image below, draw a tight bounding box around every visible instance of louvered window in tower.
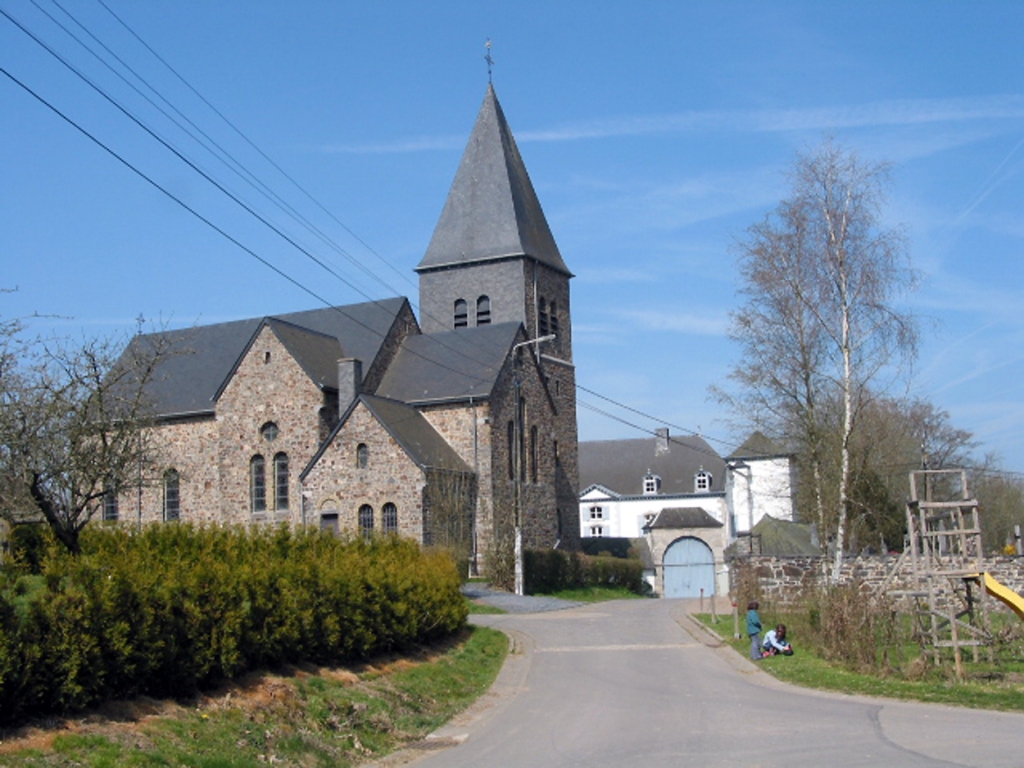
[476,295,491,325]
[549,300,559,337]
[454,298,468,328]
[538,298,549,335]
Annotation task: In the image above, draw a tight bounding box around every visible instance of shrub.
[524,549,643,595]
[0,525,467,724]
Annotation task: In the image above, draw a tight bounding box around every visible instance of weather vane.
[485,39,494,83]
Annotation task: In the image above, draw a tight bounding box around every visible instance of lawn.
[695,612,1024,712]
[0,625,508,767]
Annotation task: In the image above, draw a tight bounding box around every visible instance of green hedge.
[0,525,467,724]
[524,549,643,595]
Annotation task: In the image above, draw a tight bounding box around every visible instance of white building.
[578,429,796,597]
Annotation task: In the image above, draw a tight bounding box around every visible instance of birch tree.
[725,140,918,580]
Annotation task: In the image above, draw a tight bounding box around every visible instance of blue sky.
[3,2,1024,472]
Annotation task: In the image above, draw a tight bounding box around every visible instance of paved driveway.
[373,598,1024,768]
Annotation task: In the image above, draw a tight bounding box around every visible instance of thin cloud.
[614,308,726,336]
[322,95,1024,154]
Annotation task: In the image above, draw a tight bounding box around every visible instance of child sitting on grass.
[761,624,793,656]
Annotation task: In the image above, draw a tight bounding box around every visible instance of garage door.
[663,537,715,598]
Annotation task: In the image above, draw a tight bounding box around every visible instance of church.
[112,85,581,573]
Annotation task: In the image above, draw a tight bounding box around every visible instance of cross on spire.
[484,39,494,83]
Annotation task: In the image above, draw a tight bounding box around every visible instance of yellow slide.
[980,573,1024,622]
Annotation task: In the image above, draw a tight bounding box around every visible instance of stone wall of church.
[419,401,495,557]
[523,261,573,363]
[129,416,221,525]
[488,354,560,552]
[215,326,327,527]
[302,401,427,540]
[418,260,526,334]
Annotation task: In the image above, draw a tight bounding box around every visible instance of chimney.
[337,358,362,410]
[655,427,670,456]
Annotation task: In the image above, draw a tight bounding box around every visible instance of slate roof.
[375,321,520,404]
[302,394,471,479]
[123,298,408,419]
[362,395,471,472]
[416,85,571,277]
[727,430,788,460]
[647,508,723,530]
[579,434,726,497]
[725,514,821,557]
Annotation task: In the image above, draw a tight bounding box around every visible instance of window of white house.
[163,469,180,521]
[590,526,604,537]
[695,469,712,492]
[643,513,656,527]
[643,471,661,495]
[590,506,603,519]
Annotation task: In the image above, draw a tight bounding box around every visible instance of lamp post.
[512,333,556,596]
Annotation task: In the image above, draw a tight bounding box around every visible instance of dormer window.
[643,471,661,495]
[695,468,712,492]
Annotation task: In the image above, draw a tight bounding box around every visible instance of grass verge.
[545,585,647,603]
[695,613,1024,712]
[0,625,508,767]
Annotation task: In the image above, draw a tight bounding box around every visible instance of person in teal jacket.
[746,601,762,660]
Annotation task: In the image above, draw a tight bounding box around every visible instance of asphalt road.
[374,598,1024,768]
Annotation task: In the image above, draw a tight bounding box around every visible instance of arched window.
[260,421,278,442]
[356,443,369,469]
[358,504,374,540]
[549,300,559,336]
[274,452,289,510]
[251,455,267,512]
[538,298,549,335]
[454,298,468,328]
[103,479,119,522]
[476,295,491,325]
[163,469,180,522]
[530,425,538,483]
[383,502,398,534]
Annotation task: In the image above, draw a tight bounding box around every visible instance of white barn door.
[663,537,715,598]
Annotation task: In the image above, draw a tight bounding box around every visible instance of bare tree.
[0,327,167,554]
[723,140,918,580]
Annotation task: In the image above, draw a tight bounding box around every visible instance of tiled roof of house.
[375,321,520,404]
[416,85,571,277]
[578,433,726,497]
[122,298,409,419]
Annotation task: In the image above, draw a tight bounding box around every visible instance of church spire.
[416,85,571,276]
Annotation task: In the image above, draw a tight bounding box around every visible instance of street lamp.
[512,333,556,596]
